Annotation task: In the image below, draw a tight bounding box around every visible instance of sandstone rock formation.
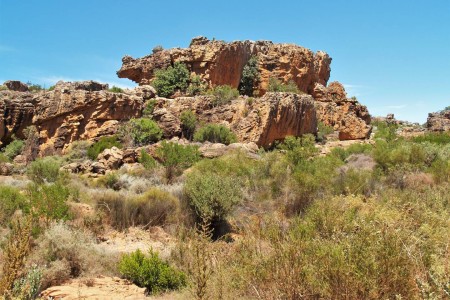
[3,80,29,92]
[152,92,317,147]
[117,36,331,95]
[314,82,371,140]
[427,109,450,131]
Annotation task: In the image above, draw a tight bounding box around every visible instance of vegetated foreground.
[0,37,449,299]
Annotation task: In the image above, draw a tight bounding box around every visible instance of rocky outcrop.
[117,36,331,95]
[152,92,317,147]
[3,80,29,92]
[427,109,450,131]
[314,82,371,140]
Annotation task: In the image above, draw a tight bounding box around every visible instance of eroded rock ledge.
[117,36,331,95]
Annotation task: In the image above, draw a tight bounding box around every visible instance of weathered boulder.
[314,82,371,140]
[427,109,450,131]
[117,36,331,96]
[198,142,259,158]
[3,80,29,92]
[97,146,124,171]
[0,162,14,175]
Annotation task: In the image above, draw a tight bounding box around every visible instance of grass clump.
[27,156,62,184]
[193,124,237,145]
[119,249,186,294]
[87,136,122,160]
[138,149,157,170]
[180,110,197,140]
[1,137,24,160]
[207,85,239,106]
[267,77,300,93]
[153,62,190,98]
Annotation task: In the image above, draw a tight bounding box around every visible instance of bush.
[108,85,124,93]
[185,171,242,223]
[27,157,62,184]
[142,99,157,117]
[267,77,300,93]
[139,149,157,170]
[2,138,24,160]
[97,188,179,230]
[239,56,260,96]
[152,45,164,53]
[317,122,334,143]
[87,136,122,160]
[28,182,71,226]
[193,124,237,145]
[11,265,42,300]
[128,118,163,146]
[207,85,239,106]
[119,249,186,294]
[0,186,29,225]
[277,134,318,166]
[64,140,91,162]
[373,120,398,141]
[412,132,450,144]
[153,62,190,98]
[156,141,201,182]
[180,110,197,140]
[187,75,206,96]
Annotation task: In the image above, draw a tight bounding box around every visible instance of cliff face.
[152,92,317,147]
[117,36,331,95]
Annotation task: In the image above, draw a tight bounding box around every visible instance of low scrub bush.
[119,249,186,294]
[138,149,157,170]
[153,62,190,98]
[1,138,24,160]
[207,85,239,106]
[27,156,62,184]
[412,132,450,144]
[97,188,179,230]
[87,136,122,160]
[108,85,124,93]
[64,140,91,162]
[128,118,163,146]
[187,75,206,96]
[142,99,157,117]
[277,134,318,166]
[193,124,237,145]
[180,110,197,140]
[0,185,29,225]
[267,77,300,93]
[156,141,201,182]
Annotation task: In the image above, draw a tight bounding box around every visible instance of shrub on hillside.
[128,118,163,146]
[108,86,124,93]
[142,99,157,117]
[184,171,242,224]
[27,157,62,184]
[267,77,300,93]
[119,249,186,294]
[180,110,197,140]
[193,124,237,145]
[156,141,200,182]
[0,185,29,225]
[2,138,24,160]
[187,75,206,96]
[87,136,122,160]
[277,134,318,165]
[412,132,450,144]
[138,149,157,170]
[239,56,260,96]
[153,62,190,98]
[64,140,91,162]
[208,85,239,106]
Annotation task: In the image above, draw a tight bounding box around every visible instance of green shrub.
[119,249,186,294]
[139,149,157,170]
[156,141,200,182]
[129,118,163,146]
[0,186,29,225]
[180,110,197,140]
[267,77,300,93]
[239,56,260,96]
[2,138,24,160]
[98,172,121,190]
[317,122,334,143]
[153,62,190,98]
[11,265,42,300]
[152,45,164,54]
[0,153,9,163]
[87,136,122,160]
[193,124,237,145]
[27,157,62,184]
[277,134,318,166]
[28,182,71,225]
[208,85,239,106]
[412,132,450,144]
[142,99,157,117]
[47,85,55,91]
[64,140,91,162]
[108,85,124,93]
[27,82,44,92]
[187,75,206,96]
[373,120,398,141]
[184,171,242,223]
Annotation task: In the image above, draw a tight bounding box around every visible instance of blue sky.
[1,0,449,123]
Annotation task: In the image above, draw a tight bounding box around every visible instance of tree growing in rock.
[238,56,260,96]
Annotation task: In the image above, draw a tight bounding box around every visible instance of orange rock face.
[117,36,331,95]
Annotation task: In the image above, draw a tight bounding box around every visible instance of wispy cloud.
[342,83,370,98]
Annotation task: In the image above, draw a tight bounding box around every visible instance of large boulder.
[3,80,29,92]
[427,109,450,131]
[117,36,331,96]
